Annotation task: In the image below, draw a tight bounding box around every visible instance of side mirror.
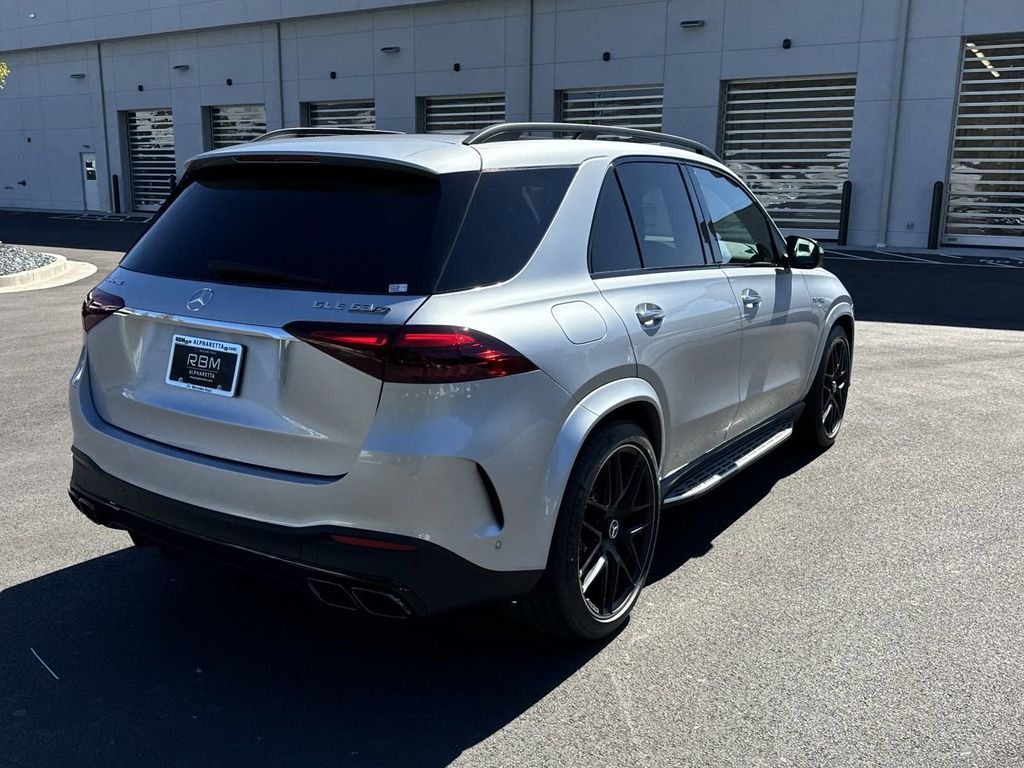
[785,235,824,269]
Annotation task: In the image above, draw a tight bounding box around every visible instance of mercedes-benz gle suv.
[69,123,854,640]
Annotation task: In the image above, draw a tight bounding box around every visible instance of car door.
[590,161,743,474]
[686,164,819,437]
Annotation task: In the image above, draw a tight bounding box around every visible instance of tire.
[516,421,661,641]
[800,324,852,448]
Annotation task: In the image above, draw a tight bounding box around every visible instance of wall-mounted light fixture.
[70,73,86,79]
[679,19,705,29]
[173,64,190,72]
[380,46,401,54]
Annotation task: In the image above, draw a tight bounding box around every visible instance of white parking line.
[826,249,1024,270]
[874,250,937,263]
[825,251,871,260]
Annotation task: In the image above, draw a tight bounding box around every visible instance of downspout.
[276,22,285,128]
[876,0,911,247]
[97,42,113,212]
[526,0,534,121]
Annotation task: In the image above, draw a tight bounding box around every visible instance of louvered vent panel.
[422,93,505,133]
[945,36,1024,246]
[721,76,857,235]
[126,108,176,213]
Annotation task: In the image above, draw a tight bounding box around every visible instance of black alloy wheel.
[801,324,852,448]
[821,334,851,439]
[515,421,660,641]
[578,444,658,619]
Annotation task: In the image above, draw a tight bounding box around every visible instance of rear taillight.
[81,289,124,332]
[285,323,537,383]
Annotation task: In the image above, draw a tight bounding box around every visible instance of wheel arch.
[802,305,855,399]
[833,313,855,352]
[540,378,664,556]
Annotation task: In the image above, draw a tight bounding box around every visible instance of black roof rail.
[463,122,721,162]
[252,127,404,142]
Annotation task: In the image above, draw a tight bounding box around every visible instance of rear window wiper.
[206,260,327,287]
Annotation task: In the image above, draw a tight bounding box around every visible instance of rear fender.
[541,378,664,551]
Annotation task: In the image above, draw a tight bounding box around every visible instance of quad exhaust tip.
[307,579,412,619]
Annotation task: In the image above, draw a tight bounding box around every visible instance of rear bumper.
[71,342,574,573]
[70,449,542,617]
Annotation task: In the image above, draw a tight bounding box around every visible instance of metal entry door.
[721,76,857,239]
[945,35,1024,247]
[209,104,267,149]
[421,93,505,133]
[125,109,175,213]
[80,152,99,210]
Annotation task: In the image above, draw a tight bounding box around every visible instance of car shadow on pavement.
[1,442,821,767]
[0,548,607,768]
[824,256,1024,331]
[649,440,822,584]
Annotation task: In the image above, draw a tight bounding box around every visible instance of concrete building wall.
[1,0,1022,247]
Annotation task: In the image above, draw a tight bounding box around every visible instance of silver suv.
[69,123,854,640]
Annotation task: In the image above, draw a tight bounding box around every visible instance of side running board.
[662,419,795,505]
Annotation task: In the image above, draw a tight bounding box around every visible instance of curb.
[0,254,69,288]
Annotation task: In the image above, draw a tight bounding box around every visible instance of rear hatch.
[86,159,477,477]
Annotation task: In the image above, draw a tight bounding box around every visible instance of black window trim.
[589,157,717,279]
[587,167,643,278]
[682,161,787,268]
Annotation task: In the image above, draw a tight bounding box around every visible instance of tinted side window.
[438,167,576,291]
[589,172,642,274]
[690,167,776,265]
[616,162,705,269]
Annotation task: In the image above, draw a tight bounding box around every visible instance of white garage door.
[945,35,1024,247]
[721,76,857,238]
[422,93,505,134]
[209,104,267,149]
[307,100,376,129]
[125,108,176,213]
[559,86,663,130]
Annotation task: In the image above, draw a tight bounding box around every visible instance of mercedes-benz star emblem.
[608,520,620,540]
[186,288,214,312]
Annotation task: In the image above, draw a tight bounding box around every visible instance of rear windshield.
[120,163,575,295]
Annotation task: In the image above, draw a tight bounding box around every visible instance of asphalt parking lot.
[1,226,1022,767]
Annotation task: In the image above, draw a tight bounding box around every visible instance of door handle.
[741,289,762,308]
[635,303,665,328]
